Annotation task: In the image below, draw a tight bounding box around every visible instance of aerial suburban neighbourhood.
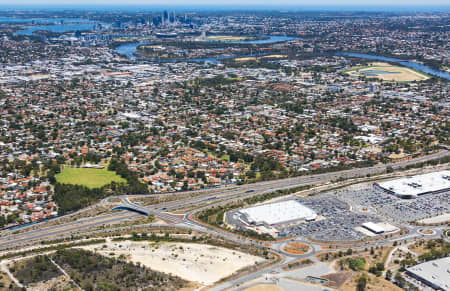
[0,4,448,291]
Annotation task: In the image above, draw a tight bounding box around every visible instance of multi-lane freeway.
[0,150,447,290]
[0,150,447,249]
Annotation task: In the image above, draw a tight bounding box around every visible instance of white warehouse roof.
[378,170,450,197]
[240,200,317,225]
[362,222,384,234]
[406,257,450,290]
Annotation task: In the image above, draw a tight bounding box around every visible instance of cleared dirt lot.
[79,241,264,286]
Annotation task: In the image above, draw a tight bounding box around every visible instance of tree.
[386,270,392,281]
[356,275,367,291]
[0,215,6,228]
[369,266,382,276]
[394,272,406,288]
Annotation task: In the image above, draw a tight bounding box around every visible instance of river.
[116,42,449,80]
[1,17,101,36]
[15,23,98,36]
[114,35,297,60]
[0,17,93,23]
[337,52,450,81]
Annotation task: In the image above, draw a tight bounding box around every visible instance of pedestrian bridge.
[112,205,149,216]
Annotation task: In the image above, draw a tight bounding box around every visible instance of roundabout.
[417,228,436,236]
[280,240,313,257]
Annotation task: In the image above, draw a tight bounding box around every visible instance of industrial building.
[238,200,317,226]
[374,170,450,199]
[406,257,450,290]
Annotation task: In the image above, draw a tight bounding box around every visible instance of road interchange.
[0,150,447,290]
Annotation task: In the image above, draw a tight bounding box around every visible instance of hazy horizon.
[0,1,449,8]
[0,3,449,13]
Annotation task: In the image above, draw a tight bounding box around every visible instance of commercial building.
[361,222,384,234]
[406,257,450,290]
[239,200,317,226]
[374,170,450,199]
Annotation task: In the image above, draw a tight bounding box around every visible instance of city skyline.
[0,6,448,291]
[1,1,450,8]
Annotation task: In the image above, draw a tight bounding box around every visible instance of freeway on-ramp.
[0,150,447,249]
[0,150,447,290]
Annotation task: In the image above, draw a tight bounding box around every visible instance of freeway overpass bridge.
[112,206,149,216]
[112,204,189,226]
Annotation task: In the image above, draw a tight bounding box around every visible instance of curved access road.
[0,150,447,250]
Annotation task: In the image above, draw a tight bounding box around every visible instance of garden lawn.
[55,167,126,189]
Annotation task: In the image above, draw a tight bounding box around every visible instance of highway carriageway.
[0,212,139,249]
[0,150,447,249]
[126,149,449,212]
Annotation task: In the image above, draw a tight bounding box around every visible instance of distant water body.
[0,5,449,12]
[0,17,101,36]
[337,52,450,81]
[115,45,450,80]
[115,35,297,60]
[15,23,98,36]
[0,17,94,23]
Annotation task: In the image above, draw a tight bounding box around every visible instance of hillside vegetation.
[12,248,187,290]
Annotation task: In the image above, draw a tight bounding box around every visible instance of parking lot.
[334,186,450,223]
[379,191,450,222]
[334,187,398,207]
[227,184,449,242]
[279,194,381,242]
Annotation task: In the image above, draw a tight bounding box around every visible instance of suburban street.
[0,150,447,250]
[0,150,447,290]
[0,6,449,291]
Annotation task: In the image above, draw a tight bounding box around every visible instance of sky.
[0,0,449,7]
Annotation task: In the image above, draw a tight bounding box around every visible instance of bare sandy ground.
[79,241,264,285]
[28,275,73,291]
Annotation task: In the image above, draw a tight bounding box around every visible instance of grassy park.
[233,54,287,62]
[346,62,429,82]
[205,35,258,42]
[55,167,126,189]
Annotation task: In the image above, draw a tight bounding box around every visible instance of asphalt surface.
[0,150,447,290]
[0,150,446,249]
